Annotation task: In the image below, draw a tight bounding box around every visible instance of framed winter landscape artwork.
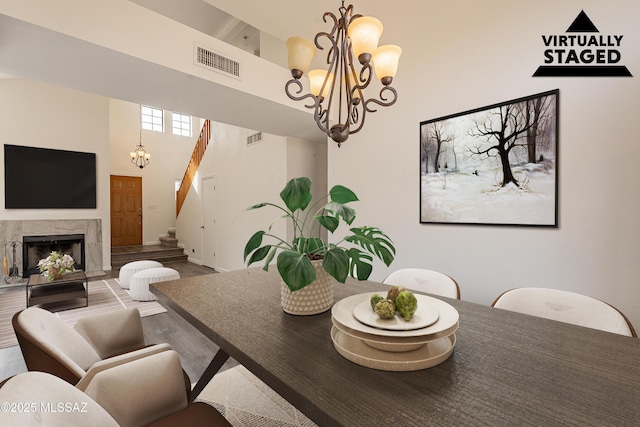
[420,89,559,227]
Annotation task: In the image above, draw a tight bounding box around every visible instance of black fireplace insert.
[22,234,85,277]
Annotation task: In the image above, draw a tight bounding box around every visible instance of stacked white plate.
[331,292,459,371]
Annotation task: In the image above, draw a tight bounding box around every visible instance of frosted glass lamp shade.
[130,152,136,159]
[287,37,317,75]
[348,16,383,61]
[308,69,334,98]
[372,45,402,83]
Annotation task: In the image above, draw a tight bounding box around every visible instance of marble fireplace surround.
[1,219,103,278]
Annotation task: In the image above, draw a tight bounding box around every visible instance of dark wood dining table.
[151,268,640,426]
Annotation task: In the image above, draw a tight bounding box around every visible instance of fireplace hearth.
[23,234,86,278]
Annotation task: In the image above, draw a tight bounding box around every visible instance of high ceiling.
[131,0,261,57]
[0,1,327,143]
[0,1,390,144]
[203,0,355,42]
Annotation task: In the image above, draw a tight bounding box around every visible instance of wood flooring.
[0,260,238,383]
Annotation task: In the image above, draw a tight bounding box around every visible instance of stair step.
[160,236,178,248]
[168,228,176,238]
[111,245,187,269]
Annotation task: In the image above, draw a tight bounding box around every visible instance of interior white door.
[202,176,216,268]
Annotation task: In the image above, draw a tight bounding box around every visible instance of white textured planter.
[280,260,335,315]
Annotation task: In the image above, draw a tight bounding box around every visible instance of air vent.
[247,132,262,146]
[194,44,241,80]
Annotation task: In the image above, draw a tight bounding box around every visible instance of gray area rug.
[0,278,166,349]
[196,365,318,427]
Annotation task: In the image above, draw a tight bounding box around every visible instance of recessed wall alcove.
[0,219,102,278]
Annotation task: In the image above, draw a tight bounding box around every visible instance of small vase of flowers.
[37,251,75,282]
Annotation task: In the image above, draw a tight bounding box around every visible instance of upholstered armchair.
[12,307,190,399]
[0,350,230,427]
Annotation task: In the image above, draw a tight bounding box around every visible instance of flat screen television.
[4,144,97,209]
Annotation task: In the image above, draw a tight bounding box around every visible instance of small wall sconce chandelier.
[285,1,401,146]
[130,128,150,169]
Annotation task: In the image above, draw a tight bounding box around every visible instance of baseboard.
[187,257,203,265]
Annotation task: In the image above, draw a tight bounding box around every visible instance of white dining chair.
[382,268,461,299]
[492,287,637,337]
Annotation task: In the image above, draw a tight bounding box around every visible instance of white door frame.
[201,175,217,269]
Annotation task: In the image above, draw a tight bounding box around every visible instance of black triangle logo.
[566,10,599,32]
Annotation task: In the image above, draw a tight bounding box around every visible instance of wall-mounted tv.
[4,144,97,209]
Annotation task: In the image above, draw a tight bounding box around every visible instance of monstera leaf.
[345,226,396,267]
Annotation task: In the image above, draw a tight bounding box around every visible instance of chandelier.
[285,1,401,146]
[130,128,150,169]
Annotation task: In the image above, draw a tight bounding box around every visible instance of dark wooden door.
[110,175,142,247]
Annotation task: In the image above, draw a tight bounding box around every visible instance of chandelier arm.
[315,105,331,134]
[347,103,366,135]
[348,62,373,98]
[316,29,342,135]
[315,31,336,55]
[363,86,398,112]
[345,61,370,137]
[337,30,349,130]
[358,64,372,87]
[285,78,320,110]
[321,12,339,39]
[350,106,360,127]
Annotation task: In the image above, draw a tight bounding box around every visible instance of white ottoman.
[129,267,180,301]
[118,260,163,289]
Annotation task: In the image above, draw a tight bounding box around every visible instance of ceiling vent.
[194,44,241,80]
[247,132,262,146]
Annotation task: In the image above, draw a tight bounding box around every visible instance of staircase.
[176,119,210,217]
[111,228,187,269]
[159,227,178,248]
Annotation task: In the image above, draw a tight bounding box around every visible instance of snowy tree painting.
[420,90,558,226]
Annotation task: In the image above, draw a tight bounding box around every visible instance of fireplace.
[23,234,86,277]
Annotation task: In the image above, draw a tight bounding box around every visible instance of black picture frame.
[420,89,559,227]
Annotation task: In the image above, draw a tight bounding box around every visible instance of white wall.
[175,128,328,272]
[328,1,640,328]
[0,79,111,268]
[286,137,328,244]
[260,31,287,69]
[176,123,289,272]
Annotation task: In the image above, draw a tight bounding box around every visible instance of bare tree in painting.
[420,125,430,174]
[422,120,454,172]
[524,96,554,163]
[468,94,554,187]
[450,140,460,170]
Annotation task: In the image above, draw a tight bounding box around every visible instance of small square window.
[141,105,163,132]
[172,113,192,137]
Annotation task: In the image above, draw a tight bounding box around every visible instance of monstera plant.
[243,177,395,292]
